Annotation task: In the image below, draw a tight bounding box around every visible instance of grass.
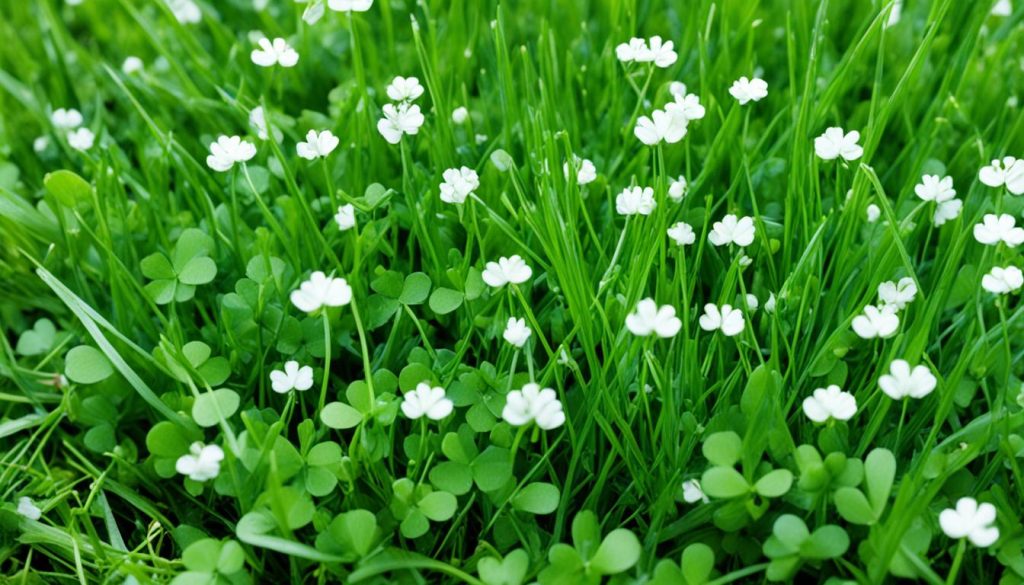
[1,0,1023,583]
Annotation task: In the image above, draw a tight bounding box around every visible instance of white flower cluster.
[615,36,677,68]
[378,76,426,144]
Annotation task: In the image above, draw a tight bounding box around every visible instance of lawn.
[1,0,1023,583]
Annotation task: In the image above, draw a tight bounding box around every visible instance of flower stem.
[318,311,331,413]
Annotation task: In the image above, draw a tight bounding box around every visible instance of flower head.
[503,317,532,348]
[251,37,299,68]
[249,106,279,141]
[682,479,709,504]
[668,176,687,200]
[175,442,224,482]
[708,214,755,247]
[386,76,424,102]
[974,214,1024,247]
[940,498,999,548]
[166,0,201,23]
[377,102,425,144]
[802,385,857,423]
[401,382,453,420]
[933,199,962,226]
[914,174,956,202]
[879,359,936,400]
[982,266,1024,294]
[615,38,648,63]
[564,157,597,185]
[451,106,469,124]
[502,383,565,430]
[625,298,682,338]
[328,0,373,11]
[270,361,314,393]
[206,135,256,172]
[334,204,356,231]
[482,255,532,288]
[765,293,777,314]
[122,56,144,74]
[814,127,863,161]
[878,277,917,311]
[979,157,1024,195]
[297,129,339,160]
[52,108,83,129]
[640,36,677,68]
[667,222,696,246]
[439,166,480,204]
[290,271,353,313]
[67,128,95,151]
[851,304,899,339]
[698,304,745,336]
[866,204,881,223]
[616,186,656,216]
[17,497,41,520]
[634,108,688,145]
[669,92,706,121]
[728,76,768,104]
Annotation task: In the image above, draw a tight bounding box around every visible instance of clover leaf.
[390,478,458,538]
[141,228,217,304]
[537,511,641,584]
[834,448,895,525]
[763,514,849,581]
[478,549,529,585]
[172,538,247,585]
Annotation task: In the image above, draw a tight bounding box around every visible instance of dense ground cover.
[1,0,1024,583]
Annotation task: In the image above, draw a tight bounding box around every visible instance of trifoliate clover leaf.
[141,228,218,305]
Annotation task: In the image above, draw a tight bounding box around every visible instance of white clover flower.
[401,382,454,421]
[166,0,202,23]
[334,204,356,231]
[439,166,480,204]
[814,127,863,161]
[475,133,488,145]
[668,176,687,200]
[708,214,755,247]
[669,82,687,98]
[879,359,937,400]
[33,136,49,153]
[67,128,95,151]
[377,102,425,144]
[640,35,677,68]
[297,129,339,160]
[269,361,314,393]
[250,37,299,68]
[386,76,424,102]
[851,304,899,339]
[52,108,84,129]
[764,293,777,314]
[615,186,656,216]
[328,0,373,11]
[17,497,41,521]
[940,498,999,548]
[175,442,224,482]
[502,383,565,430]
[885,0,903,27]
[802,385,857,423]
[992,0,1012,16]
[698,303,745,337]
[122,56,144,74]
[503,317,532,348]
[933,199,962,226]
[982,266,1024,294]
[667,222,696,246]
[728,76,768,104]
[878,277,917,311]
[625,298,682,338]
[206,135,256,172]
[634,108,688,145]
[866,204,881,222]
[482,255,532,288]
[978,157,1024,195]
[563,157,597,185]
[974,214,1024,247]
[914,174,956,203]
[743,294,759,313]
[615,38,648,63]
[249,106,272,141]
[451,106,469,124]
[290,271,353,313]
[669,92,706,121]
[682,479,709,504]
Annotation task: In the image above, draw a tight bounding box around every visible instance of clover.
[762,514,850,581]
[389,478,458,538]
[833,448,896,525]
[536,510,641,584]
[176,538,248,584]
[140,228,218,305]
[699,431,794,530]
